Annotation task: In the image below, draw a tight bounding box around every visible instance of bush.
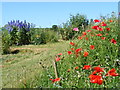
[59,14,89,40]
[31,28,58,45]
[3,20,34,45]
[2,29,11,54]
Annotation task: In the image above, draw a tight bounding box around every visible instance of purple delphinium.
[4,20,33,32]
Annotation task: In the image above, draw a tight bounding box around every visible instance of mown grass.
[1,41,69,88]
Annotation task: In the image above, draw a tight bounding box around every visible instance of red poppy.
[78,36,82,40]
[75,66,79,70]
[50,78,61,83]
[91,34,94,37]
[85,37,89,40]
[92,70,97,75]
[68,51,72,55]
[90,45,95,50]
[55,57,61,62]
[87,30,91,32]
[84,52,89,57]
[101,23,107,26]
[70,48,74,51]
[106,28,110,31]
[101,22,105,24]
[98,27,103,31]
[106,68,119,76]
[106,33,108,35]
[110,39,117,44]
[81,35,86,37]
[92,26,99,30]
[58,53,62,56]
[83,65,91,70]
[101,37,106,40]
[93,67,104,73]
[109,20,113,22]
[70,42,75,46]
[96,34,102,36]
[94,19,100,22]
[89,74,103,85]
[82,32,87,35]
[75,48,82,53]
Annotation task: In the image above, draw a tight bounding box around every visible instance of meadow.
[1,13,120,88]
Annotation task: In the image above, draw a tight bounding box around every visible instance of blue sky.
[2,2,118,28]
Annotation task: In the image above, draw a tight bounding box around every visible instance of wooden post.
[52,59,58,78]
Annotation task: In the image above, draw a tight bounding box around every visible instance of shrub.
[59,14,89,40]
[31,28,58,45]
[3,20,34,45]
[2,29,11,54]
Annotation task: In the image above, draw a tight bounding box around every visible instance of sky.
[1,2,118,28]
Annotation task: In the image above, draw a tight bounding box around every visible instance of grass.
[1,41,69,88]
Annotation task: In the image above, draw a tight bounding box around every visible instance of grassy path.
[1,41,69,88]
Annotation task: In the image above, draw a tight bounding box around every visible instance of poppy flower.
[81,35,86,37]
[83,65,91,70]
[109,20,113,22]
[71,48,74,51]
[50,78,61,83]
[55,57,61,62]
[101,23,107,26]
[87,30,91,32]
[106,68,119,76]
[70,42,75,46]
[101,37,106,40]
[73,28,79,31]
[90,45,95,50]
[92,26,99,30]
[58,53,62,56]
[75,48,82,53]
[101,22,105,24]
[106,33,108,35]
[106,28,110,31]
[68,51,72,55]
[94,19,100,22]
[91,34,94,37]
[110,39,117,44]
[84,52,89,57]
[78,36,82,40]
[93,67,104,73]
[85,37,89,40]
[89,74,103,85]
[98,27,103,31]
[82,32,87,35]
[75,66,79,70]
[96,34,102,36]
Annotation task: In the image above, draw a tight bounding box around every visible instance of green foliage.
[9,26,18,45]
[18,28,31,45]
[59,13,89,40]
[31,28,58,45]
[69,13,89,31]
[2,29,11,54]
[52,25,58,32]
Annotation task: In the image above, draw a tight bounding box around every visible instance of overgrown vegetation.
[1,12,120,88]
